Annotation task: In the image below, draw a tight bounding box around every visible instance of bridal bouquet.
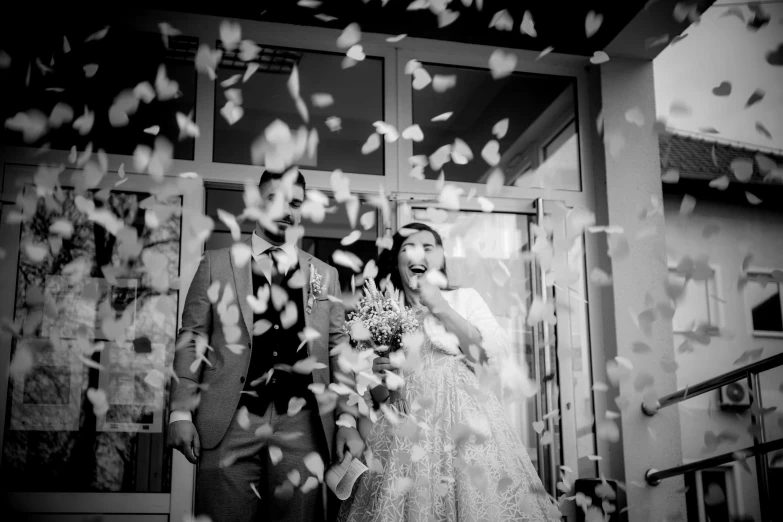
[344,278,419,405]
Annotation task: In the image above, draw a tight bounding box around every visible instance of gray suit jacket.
[170,237,350,456]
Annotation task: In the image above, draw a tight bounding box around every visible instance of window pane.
[213,47,384,175]
[204,185,379,295]
[541,121,580,190]
[2,185,180,492]
[411,65,581,191]
[669,269,715,332]
[1,30,197,160]
[747,278,783,333]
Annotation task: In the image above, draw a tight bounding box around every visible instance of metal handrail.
[645,438,783,486]
[642,352,783,521]
[641,352,783,416]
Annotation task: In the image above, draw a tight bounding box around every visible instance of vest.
[239,257,312,415]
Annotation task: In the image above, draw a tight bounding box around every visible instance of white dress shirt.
[169,233,298,424]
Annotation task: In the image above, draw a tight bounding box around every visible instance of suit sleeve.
[170,250,212,414]
[326,265,352,419]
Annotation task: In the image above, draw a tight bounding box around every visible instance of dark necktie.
[263,246,285,287]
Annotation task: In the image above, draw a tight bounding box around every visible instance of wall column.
[598,57,686,521]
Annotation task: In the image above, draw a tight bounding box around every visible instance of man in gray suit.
[168,168,365,522]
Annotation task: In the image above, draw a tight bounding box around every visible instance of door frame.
[0,6,609,518]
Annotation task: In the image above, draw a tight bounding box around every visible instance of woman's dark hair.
[376,222,456,296]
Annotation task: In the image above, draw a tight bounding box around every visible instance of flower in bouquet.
[344,278,418,406]
[344,278,418,354]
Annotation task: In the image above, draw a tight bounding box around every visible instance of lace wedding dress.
[337,288,561,522]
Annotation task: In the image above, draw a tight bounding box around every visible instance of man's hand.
[168,420,201,464]
[335,426,365,462]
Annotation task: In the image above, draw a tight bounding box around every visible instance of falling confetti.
[585,11,603,38]
[745,89,765,108]
[520,11,537,37]
[488,49,517,79]
[711,81,731,96]
[337,23,361,49]
[590,51,609,65]
[489,10,513,31]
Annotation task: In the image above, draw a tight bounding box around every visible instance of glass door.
[397,198,596,500]
[0,164,200,519]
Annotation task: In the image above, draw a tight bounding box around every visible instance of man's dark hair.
[259,168,306,192]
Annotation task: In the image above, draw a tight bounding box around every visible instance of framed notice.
[95,340,166,433]
[42,276,139,341]
[10,339,84,431]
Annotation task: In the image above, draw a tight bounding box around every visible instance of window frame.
[692,465,741,522]
[744,268,783,339]
[395,46,594,209]
[667,261,724,335]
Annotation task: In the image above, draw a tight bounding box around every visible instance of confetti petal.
[745,192,762,205]
[288,397,307,416]
[85,26,110,42]
[346,44,366,61]
[661,169,680,184]
[432,74,457,92]
[83,64,99,78]
[269,446,283,465]
[481,140,501,166]
[304,452,325,482]
[755,122,772,139]
[590,51,610,65]
[432,112,452,122]
[412,67,432,90]
[292,354,328,377]
[745,89,765,108]
[730,158,754,182]
[361,133,381,155]
[585,11,603,38]
[401,124,424,142]
[489,10,513,31]
[220,20,242,51]
[492,118,509,139]
[337,23,361,49]
[341,230,362,246]
[488,49,517,79]
[301,476,319,493]
[311,93,334,108]
[624,107,645,127]
[520,11,537,37]
[712,81,731,96]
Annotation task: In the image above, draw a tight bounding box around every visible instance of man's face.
[256,178,304,243]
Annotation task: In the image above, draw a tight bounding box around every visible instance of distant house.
[659,129,783,522]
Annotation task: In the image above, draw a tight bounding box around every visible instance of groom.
[168,168,364,522]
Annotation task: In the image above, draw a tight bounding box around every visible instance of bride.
[337,222,561,522]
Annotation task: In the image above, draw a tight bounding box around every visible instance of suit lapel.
[298,250,312,335]
[232,237,254,340]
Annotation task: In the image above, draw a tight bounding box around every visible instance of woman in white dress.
[338,223,561,522]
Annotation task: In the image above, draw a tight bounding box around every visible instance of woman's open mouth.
[409,265,427,275]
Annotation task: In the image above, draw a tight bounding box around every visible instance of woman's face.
[397,230,445,292]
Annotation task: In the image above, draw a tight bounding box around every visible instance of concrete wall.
[599,58,686,520]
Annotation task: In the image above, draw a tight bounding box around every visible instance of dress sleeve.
[460,287,512,371]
